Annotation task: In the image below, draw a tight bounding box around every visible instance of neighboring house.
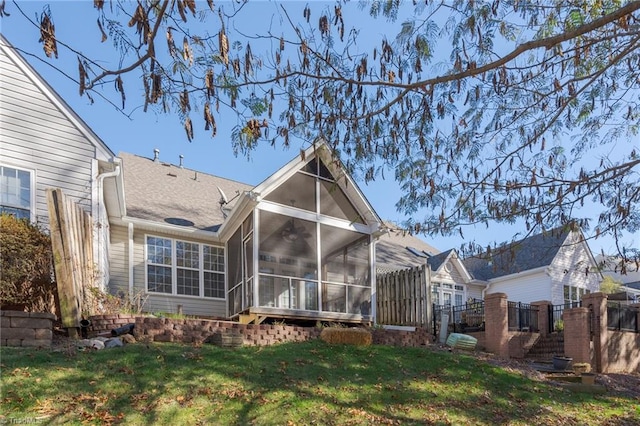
[463,226,603,307]
[0,34,119,290]
[103,144,386,323]
[426,249,477,306]
[596,255,640,302]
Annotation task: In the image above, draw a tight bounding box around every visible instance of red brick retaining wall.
[1,311,55,347]
[88,314,139,336]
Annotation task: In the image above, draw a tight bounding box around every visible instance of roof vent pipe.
[179,154,184,168]
[153,148,160,162]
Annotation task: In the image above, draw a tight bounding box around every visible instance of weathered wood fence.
[47,188,95,336]
[376,265,431,327]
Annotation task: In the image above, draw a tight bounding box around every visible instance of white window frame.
[145,234,225,300]
[0,164,35,222]
[432,281,466,307]
[563,285,590,307]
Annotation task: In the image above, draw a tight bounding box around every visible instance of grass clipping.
[320,327,372,346]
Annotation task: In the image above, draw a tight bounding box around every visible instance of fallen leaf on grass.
[119,366,134,375]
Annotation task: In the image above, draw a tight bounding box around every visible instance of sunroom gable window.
[146,236,224,299]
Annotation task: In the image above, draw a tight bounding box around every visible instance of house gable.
[0,34,115,221]
[252,142,381,231]
[0,35,114,163]
[547,231,602,305]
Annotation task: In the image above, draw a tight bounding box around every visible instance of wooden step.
[238,313,267,325]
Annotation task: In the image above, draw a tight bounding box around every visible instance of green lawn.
[1,340,638,425]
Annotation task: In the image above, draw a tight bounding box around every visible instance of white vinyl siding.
[548,235,601,306]
[485,271,552,304]
[0,49,99,224]
[107,224,129,295]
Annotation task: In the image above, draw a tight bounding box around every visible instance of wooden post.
[45,188,95,339]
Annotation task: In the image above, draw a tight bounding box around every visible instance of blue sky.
[1,1,636,256]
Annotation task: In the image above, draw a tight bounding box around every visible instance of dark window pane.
[177,269,199,296]
[148,265,172,293]
[204,272,225,298]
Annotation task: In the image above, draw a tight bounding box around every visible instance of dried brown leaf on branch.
[204,102,217,137]
[177,0,187,22]
[78,57,87,96]
[128,3,149,45]
[115,76,125,109]
[150,73,162,103]
[182,36,193,65]
[39,11,57,58]
[180,89,190,114]
[184,117,194,142]
[205,69,215,99]
[219,30,229,66]
[166,28,177,58]
[184,0,196,17]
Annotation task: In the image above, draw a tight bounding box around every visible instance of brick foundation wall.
[1,311,55,347]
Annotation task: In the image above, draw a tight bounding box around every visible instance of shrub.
[0,214,56,312]
[83,287,148,317]
[320,327,372,346]
[554,319,564,332]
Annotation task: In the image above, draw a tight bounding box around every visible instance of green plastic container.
[445,333,478,350]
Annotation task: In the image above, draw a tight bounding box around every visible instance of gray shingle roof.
[120,152,253,232]
[463,227,572,280]
[375,223,440,272]
[625,281,640,290]
[426,249,454,272]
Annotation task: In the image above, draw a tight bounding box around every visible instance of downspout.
[96,162,121,291]
[481,282,492,299]
[128,222,134,302]
[370,236,377,325]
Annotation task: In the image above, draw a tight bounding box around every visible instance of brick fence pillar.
[581,292,608,373]
[531,300,551,336]
[484,293,509,358]
[562,307,591,364]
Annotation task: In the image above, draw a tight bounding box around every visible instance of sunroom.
[221,144,383,324]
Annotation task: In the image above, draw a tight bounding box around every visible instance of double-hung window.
[0,165,33,220]
[146,236,225,299]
